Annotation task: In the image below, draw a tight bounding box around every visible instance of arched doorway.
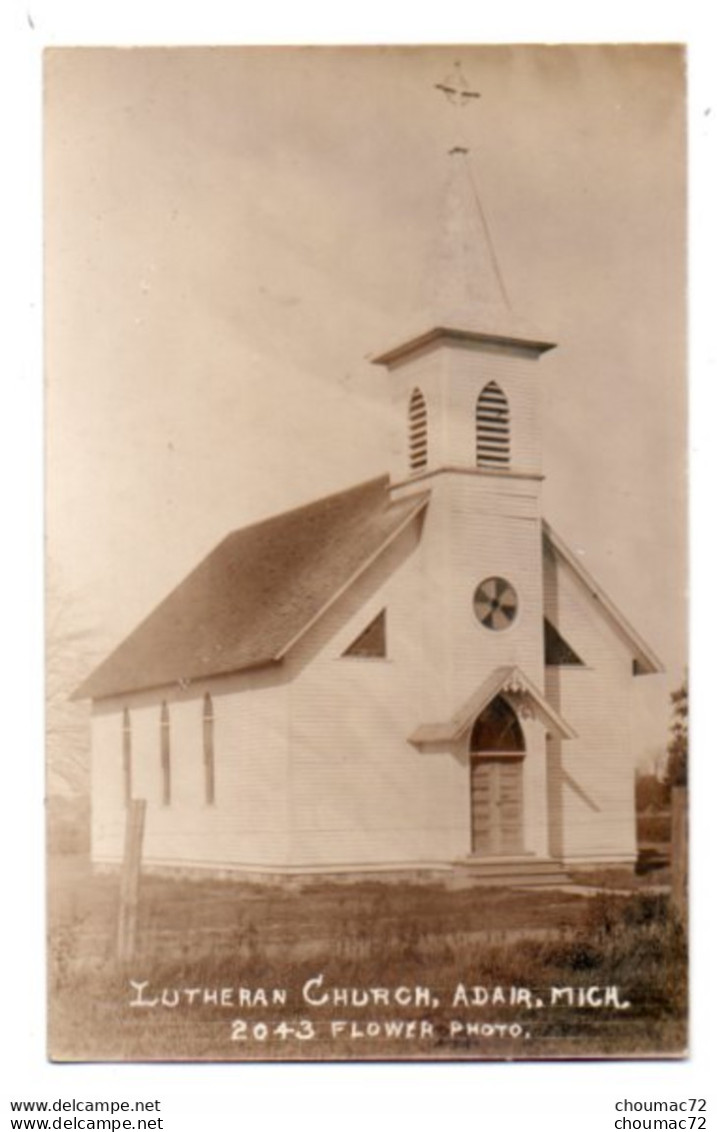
[469,696,525,855]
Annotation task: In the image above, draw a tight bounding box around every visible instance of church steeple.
[428,143,558,353]
[373,139,555,367]
[373,64,556,486]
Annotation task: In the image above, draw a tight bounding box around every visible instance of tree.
[665,678,688,788]
[46,560,102,797]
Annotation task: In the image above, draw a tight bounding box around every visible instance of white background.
[1,1,714,1129]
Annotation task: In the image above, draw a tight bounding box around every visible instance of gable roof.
[75,477,429,701]
[409,664,576,747]
[542,520,662,675]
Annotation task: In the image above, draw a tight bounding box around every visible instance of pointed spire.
[430,62,512,323]
[430,144,513,331]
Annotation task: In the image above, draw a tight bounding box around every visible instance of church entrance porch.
[410,665,575,868]
[469,696,525,857]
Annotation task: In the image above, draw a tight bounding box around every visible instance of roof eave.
[74,655,285,705]
[542,519,664,675]
[274,489,430,663]
[74,484,431,703]
[371,326,556,367]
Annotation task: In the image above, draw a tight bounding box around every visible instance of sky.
[44,44,687,767]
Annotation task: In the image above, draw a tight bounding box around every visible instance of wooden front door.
[470,754,524,855]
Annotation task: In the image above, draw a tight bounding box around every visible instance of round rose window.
[473,576,518,631]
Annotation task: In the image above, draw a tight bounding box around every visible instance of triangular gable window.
[342,610,387,658]
[544,618,584,666]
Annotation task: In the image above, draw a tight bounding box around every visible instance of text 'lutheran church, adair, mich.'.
[75,80,662,885]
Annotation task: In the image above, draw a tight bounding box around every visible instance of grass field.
[47,853,686,1062]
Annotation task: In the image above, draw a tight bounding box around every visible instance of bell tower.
[374,104,555,488]
[372,64,557,712]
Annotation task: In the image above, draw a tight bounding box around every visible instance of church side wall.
[90,672,290,871]
[283,518,473,867]
[543,545,638,865]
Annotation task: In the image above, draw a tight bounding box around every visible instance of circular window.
[473,576,518,631]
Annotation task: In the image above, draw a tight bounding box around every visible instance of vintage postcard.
[45,44,687,1061]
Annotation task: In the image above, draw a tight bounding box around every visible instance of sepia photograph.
[44,43,688,1062]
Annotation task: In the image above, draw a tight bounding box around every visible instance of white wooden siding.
[89,410,643,873]
[91,672,290,869]
[284,503,551,867]
[286,517,469,865]
[543,541,638,864]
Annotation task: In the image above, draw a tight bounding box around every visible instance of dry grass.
[47,854,686,1062]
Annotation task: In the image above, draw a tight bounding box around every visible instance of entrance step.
[453,856,572,887]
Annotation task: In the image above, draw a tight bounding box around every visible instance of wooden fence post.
[117,798,147,963]
[671,785,687,925]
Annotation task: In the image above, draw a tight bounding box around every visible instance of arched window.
[203,693,215,806]
[476,381,510,468]
[408,388,428,473]
[122,707,132,808]
[470,696,525,753]
[160,701,171,806]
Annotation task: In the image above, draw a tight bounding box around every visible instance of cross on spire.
[434,60,481,109]
[432,62,511,311]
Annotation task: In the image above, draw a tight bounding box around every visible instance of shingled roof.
[74,476,429,701]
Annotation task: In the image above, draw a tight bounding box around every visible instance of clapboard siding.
[445,343,542,474]
[283,501,551,866]
[91,672,290,868]
[443,474,544,705]
[384,474,545,719]
[90,491,641,874]
[285,512,470,864]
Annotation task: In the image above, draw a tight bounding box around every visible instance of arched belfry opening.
[408,388,428,473]
[203,693,215,806]
[476,381,510,468]
[469,696,525,856]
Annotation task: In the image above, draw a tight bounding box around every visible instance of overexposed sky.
[45,44,687,756]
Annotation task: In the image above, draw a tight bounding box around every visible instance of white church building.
[76,140,662,882]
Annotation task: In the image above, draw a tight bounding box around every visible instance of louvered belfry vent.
[476,381,510,468]
[408,388,428,473]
